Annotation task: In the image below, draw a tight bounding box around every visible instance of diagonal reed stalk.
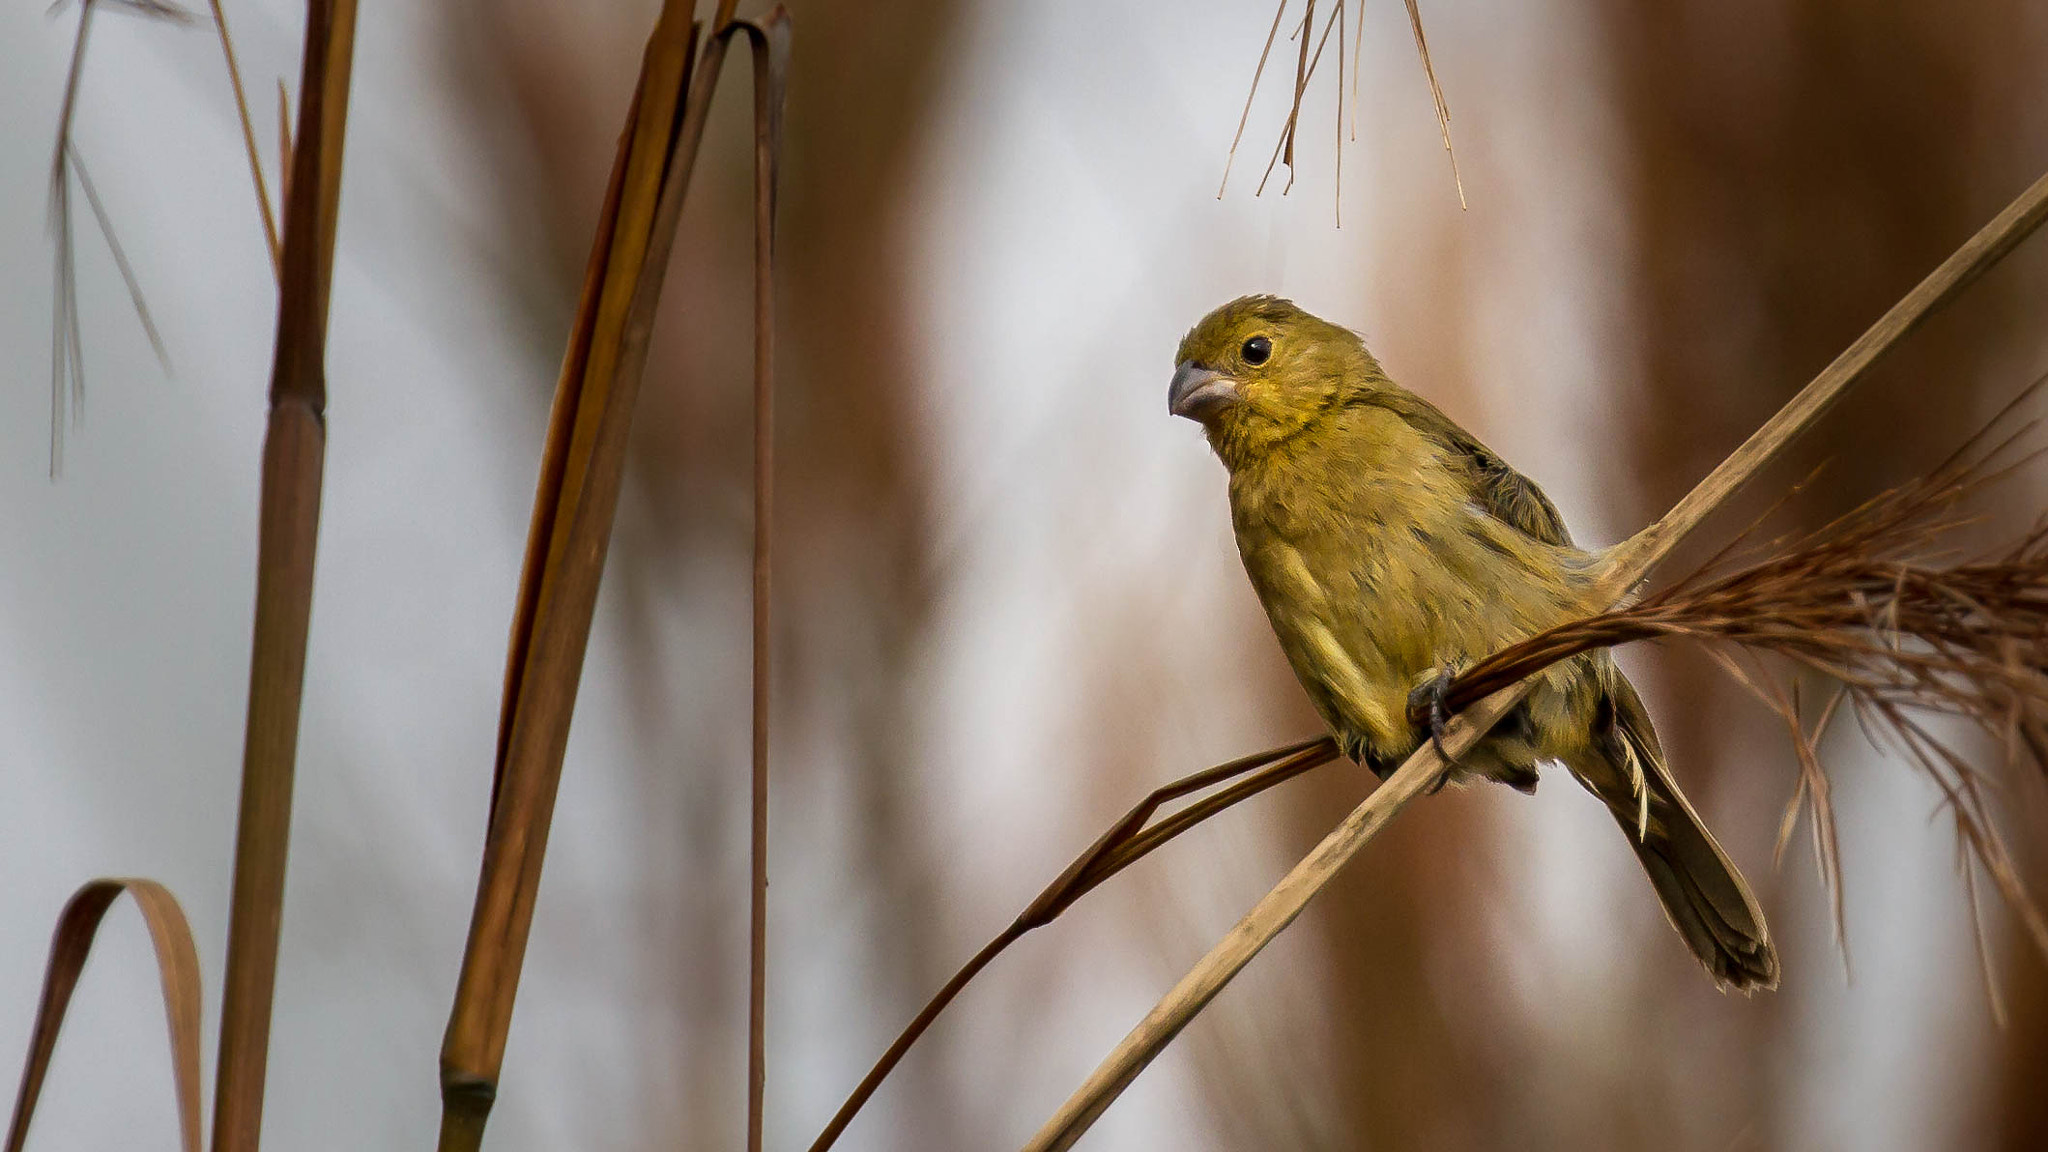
[4,880,203,1152]
[807,736,1338,1151]
[210,3,357,1150]
[1019,167,2048,1151]
[436,6,789,1150]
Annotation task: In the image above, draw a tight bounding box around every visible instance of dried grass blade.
[4,879,203,1152]
[1347,0,1361,141]
[1217,1,1287,199]
[1805,688,1849,973]
[1959,851,2009,1028]
[1282,0,1313,177]
[1333,0,1343,226]
[210,3,356,1150]
[69,150,170,371]
[1020,714,1480,1152]
[275,80,292,205]
[1020,168,2048,1152]
[1401,0,1463,208]
[437,6,732,1147]
[1253,5,1312,197]
[46,0,191,473]
[208,0,280,276]
[1766,678,1850,976]
[808,737,1335,1152]
[1259,0,1339,197]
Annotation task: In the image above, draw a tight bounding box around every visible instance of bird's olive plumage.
[1174,295,1777,990]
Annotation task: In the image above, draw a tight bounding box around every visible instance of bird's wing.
[1362,389,1574,547]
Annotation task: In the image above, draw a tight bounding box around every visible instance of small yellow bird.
[1171,295,1777,990]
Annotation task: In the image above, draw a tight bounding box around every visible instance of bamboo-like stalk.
[209,3,356,1150]
[436,8,790,1149]
[1021,166,2048,1151]
[436,10,699,1149]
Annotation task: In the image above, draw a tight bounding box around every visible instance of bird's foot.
[1409,665,1459,760]
[1407,665,1463,794]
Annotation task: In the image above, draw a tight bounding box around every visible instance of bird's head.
[1170,295,1381,466]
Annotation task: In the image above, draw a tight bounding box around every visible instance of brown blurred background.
[5,0,2048,1149]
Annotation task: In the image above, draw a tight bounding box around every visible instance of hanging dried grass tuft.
[45,0,191,475]
[1219,0,1465,215]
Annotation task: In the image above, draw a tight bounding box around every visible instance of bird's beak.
[1169,361,1239,421]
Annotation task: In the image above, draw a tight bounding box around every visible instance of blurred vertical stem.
[435,7,789,1151]
[209,3,356,1151]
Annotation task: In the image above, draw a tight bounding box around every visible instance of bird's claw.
[1408,665,1461,794]
[1431,669,1454,759]
[1423,666,1457,758]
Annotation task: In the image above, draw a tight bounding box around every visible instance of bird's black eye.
[1241,335,1272,365]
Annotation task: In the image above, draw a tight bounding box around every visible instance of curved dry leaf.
[3,878,203,1152]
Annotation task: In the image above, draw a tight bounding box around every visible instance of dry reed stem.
[1021,167,2048,1152]
[732,16,793,1152]
[3,880,203,1152]
[437,10,699,1149]
[438,8,790,1150]
[807,737,1337,1151]
[210,3,356,1150]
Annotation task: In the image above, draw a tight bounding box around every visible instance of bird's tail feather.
[1596,677,1779,991]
